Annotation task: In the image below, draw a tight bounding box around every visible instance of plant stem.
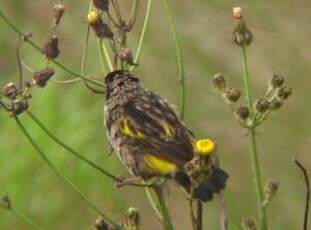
[144,187,163,222]
[161,0,186,120]
[0,8,104,88]
[98,39,109,74]
[14,116,121,229]
[241,46,267,230]
[196,201,203,230]
[130,0,153,72]
[9,208,42,230]
[153,185,174,230]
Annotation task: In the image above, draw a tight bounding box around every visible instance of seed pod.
[264,180,279,201]
[270,74,284,89]
[277,86,292,100]
[269,97,283,110]
[233,7,243,20]
[88,11,113,39]
[233,21,253,47]
[224,87,241,102]
[124,207,140,230]
[33,67,55,87]
[0,195,11,210]
[212,73,226,91]
[15,100,29,115]
[242,217,257,230]
[255,98,269,113]
[53,3,66,28]
[94,217,110,230]
[3,82,18,99]
[42,35,60,59]
[236,106,250,120]
[119,48,135,66]
[93,0,109,11]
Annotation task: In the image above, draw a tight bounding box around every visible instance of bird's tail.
[175,167,228,202]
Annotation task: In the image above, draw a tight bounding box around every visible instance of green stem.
[130,0,153,71]
[14,116,121,229]
[144,187,163,222]
[241,46,267,230]
[161,0,186,120]
[100,40,114,72]
[153,185,174,230]
[0,8,104,88]
[10,208,42,230]
[98,39,109,74]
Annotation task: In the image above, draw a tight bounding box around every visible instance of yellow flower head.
[195,138,216,155]
[87,11,100,25]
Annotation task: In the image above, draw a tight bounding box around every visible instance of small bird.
[104,70,228,202]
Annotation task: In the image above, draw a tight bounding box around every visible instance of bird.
[103,70,228,202]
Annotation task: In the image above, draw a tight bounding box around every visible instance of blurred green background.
[0,0,310,229]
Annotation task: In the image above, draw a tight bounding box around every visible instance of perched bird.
[104,70,228,202]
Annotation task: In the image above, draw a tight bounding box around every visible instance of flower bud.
[119,48,135,66]
[94,217,110,230]
[270,74,284,89]
[265,180,279,200]
[88,11,113,39]
[93,0,109,11]
[269,98,282,110]
[236,106,250,120]
[242,217,257,230]
[3,82,18,99]
[0,195,11,210]
[124,207,140,230]
[53,3,66,28]
[42,35,60,59]
[277,86,292,100]
[255,98,269,113]
[212,73,226,91]
[224,87,241,102]
[14,100,29,115]
[233,21,253,47]
[33,67,55,87]
[233,7,243,20]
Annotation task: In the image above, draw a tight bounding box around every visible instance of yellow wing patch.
[119,118,144,138]
[144,154,177,175]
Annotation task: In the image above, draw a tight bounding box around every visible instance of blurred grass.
[0,0,310,229]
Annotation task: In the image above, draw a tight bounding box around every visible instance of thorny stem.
[294,157,310,230]
[130,0,153,72]
[14,116,121,229]
[0,9,105,88]
[161,0,186,120]
[241,46,267,230]
[153,185,174,230]
[10,208,42,230]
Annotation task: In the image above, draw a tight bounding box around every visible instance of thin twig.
[196,201,203,230]
[188,190,196,230]
[218,191,228,230]
[16,36,23,90]
[10,208,42,230]
[294,157,310,230]
[81,0,92,76]
[144,186,163,222]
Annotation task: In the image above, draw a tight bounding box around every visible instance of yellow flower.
[195,139,216,155]
[87,11,100,25]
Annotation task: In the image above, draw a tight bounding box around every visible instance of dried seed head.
[269,97,283,110]
[233,7,243,20]
[33,67,55,87]
[236,106,250,120]
[119,48,135,66]
[53,3,66,28]
[15,100,29,115]
[3,82,18,99]
[224,87,241,102]
[42,35,60,59]
[242,217,257,230]
[0,195,11,209]
[270,74,284,89]
[265,180,279,199]
[124,207,140,230]
[255,98,269,113]
[88,11,113,39]
[93,0,109,11]
[94,217,110,230]
[277,86,292,100]
[212,73,226,91]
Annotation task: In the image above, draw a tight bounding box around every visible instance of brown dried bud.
[265,180,279,199]
[88,11,113,39]
[42,35,60,59]
[124,207,140,230]
[0,195,11,209]
[119,48,136,66]
[277,86,292,100]
[53,3,66,28]
[3,82,18,99]
[94,217,110,230]
[15,100,29,115]
[93,0,109,11]
[233,7,243,20]
[255,98,269,113]
[212,73,226,91]
[224,87,241,102]
[233,21,253,47]
[33,67,55,87]
[242,217,257,230]
[269,98,283,110]
[270,74,284,89]
[236,106,250,120]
